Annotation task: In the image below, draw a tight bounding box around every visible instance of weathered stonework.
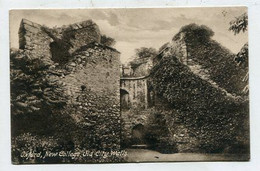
[17,19,121,150]
[18,19,54,67]
[63,43,120,100]
[120,77,148,109]
[155,32,189,66]
[120,30,241,152]
[130,58,153,77]
[120,76,150,146]
[119,35,190,148]
[120,108,153,146]
[61,20,102,54]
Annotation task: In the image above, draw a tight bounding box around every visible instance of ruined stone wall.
[168,36,189,64]
[149,40,249,153]
[120,66,132,77]
[19,19,102,64]
[61,20,101,54]
[130,58,153,77]
[119,31,194,150]
[18,19,54,67]
[64,43,120,98]
[60,43,121,150]
[148,42,204,152]
[17,19,121,150]
[120,77,148,109]
[133,63,150,77]
[120,77,150,146]
[154,34,189,67]
[120,108,153,146]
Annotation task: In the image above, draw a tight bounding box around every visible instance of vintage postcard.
[10,7,249,164]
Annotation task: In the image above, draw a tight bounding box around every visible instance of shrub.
[173,23,214,42]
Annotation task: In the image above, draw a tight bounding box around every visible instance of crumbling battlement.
[60,20,101,54]
[18,19,54,66]
[154,32,189,66]
[18,19,102,64]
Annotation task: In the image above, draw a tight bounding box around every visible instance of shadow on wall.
[50,41,71,64]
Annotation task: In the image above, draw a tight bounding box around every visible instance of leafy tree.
[229,12,248,67]
[128,47,158,74]
[135,47,157,59]
[229,12,249,94]
[235,43,248,68]
[101,35,116,47]
[229,12,248,35]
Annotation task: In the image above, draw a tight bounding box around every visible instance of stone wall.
[130,58,153,77]
[120,65,132,77]
[120,77,148,109]
[120,76,150,146]
[17,19,121,151]
[61,20,101,54]
[135,62,151,77]
[64,43,120,99]
[119,32,192,150]
[120,108,153,146]
[155,32,189,66]
[18,19,54,67]
[59,43,120,150]
[149,37,249,153]
[19,19,102,64]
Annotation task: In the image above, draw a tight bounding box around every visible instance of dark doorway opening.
[131,124,146,145]
[120,89,130,110]
[50,41,70,64]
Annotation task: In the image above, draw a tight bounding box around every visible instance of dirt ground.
[125,148,250,162]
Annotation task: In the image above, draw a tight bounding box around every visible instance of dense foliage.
[101,35,116,47]
[191,41,246,95]
[129,47,157,70]
[145,109,178,153]
[150,55,249,153]
[173,23,214,42]
[11,43,122,163]
[229,13,248,35]
[11,47,123,163]
[10,48,81,142]
[134,47,158,59]
[235,42,248,68]
[11,19,123,164]
[10,49,68,117]
[173,24,248,96]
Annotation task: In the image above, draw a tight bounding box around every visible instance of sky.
[10,7,248,64]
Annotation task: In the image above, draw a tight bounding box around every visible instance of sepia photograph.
[9,7,249,164]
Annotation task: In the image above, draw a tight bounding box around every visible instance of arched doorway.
[131,124,146,145]
[120,89,130,110]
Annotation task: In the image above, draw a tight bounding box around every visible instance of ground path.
[125,149,249,162]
